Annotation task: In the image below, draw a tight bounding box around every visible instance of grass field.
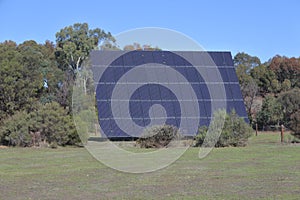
[0,132,299,200]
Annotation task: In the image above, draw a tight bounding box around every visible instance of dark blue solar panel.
[175,66,188,78]
[92,51,248,138]
[191,83,204,99]
[175,117,181,127]
[112,66,125,82]
[96,83,115,100]
[153,51,175,65]
[199,118,210,127]
[162,101,176,116]
[223,52,234,66]
[130,101,143,117]
[140,101,152,119]
[226,100,235,113]
[173,54,187,66]
[173,101,181,116]
[98,101,112,119]
[234,101,248,117]
[185,67,201,82]
[226,67,239,82]
[209,52,227,66]
[148,84,161,100]
[230,84,244,99]
[110,55,123,66]
[205,67,219,80]
[219,68,230,82]
[224,84,233,99]
[138,86,151,100]
[132,51,148,65]
[141,52,154,63]
[199,83,210,99]
[122,52,133,66]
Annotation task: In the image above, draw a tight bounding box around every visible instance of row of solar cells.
[97,100,246,118]
[91,51,234,67]
[96,83,243,100]
[94,65,239,83]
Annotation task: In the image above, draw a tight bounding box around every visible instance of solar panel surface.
[91,51,248,138]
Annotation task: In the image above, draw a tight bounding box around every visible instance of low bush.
[136,124,182,148]
[290,111,300,139]
[0,102,81,147]
[195,110,253,147]
[0,111,31,147]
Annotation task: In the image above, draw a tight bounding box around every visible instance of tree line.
[0,23,299,147]
[234,52,300,138]
[0,23,116,147]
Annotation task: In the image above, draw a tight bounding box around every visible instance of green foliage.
[0,41,42,119]
[195,110,253,147]
[290,111,300,139]
[278,88,300,127]
[234,52,261,72]
[281,79,291,92]
[136,124,182,148]
[73,109,97,144]
[234,52,260,123]
[0,102,80,147]
[0,40,64,120]
[235,52,300,130]
[54,23,114,110]
[0,111,31,146]
[218,111,253,147]
[29,102,80,146]
[72,78,98,143]
[269,56,300,88]
[250,64,277,94]
[256,96,283,128]
[240,78,258,123]
[55,23,115,73]
[194,126,208,147]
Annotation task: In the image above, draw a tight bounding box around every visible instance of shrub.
[0,111,31,147]
[0,102,81,147]
[278,88,300,126]
[195,110,253,147]
[256,96,283,129]
[290,111,300,139]
[194,126,208,147]
[29,102,80,146]
[136,124,182,148]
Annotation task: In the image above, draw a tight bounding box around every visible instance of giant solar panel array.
[91,51,249,138]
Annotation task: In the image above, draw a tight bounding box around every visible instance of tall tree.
[240,78,258,123]
[234,52,260,123]
[256,96,283,128]
[250,64,277,95]
[19,40,64,104]
[55,23,115,75]
[54,23,116,109]
[269,56,300,88]
[278,88,300,126]
[0,41,44,120]
[234,52,261,72]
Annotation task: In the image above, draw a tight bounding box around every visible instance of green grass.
[0,132,299,200]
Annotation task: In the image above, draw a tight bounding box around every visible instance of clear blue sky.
[0,0,299,62]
